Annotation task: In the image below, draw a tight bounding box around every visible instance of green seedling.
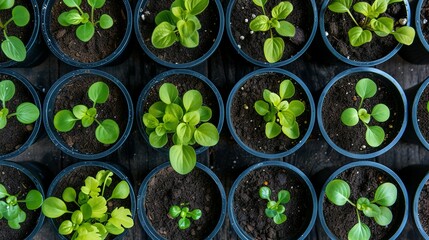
[142,83,219,175]
[0,80,40,129]
[249,0,296,63]
[58,0,114,42]
[42,170,133,240]
[259,186,290,224]
[151,0,208,49]
[325,179,398,240]
[168,203,202,230]
[328,0,415,47]
[254,79,305,139]
[340,78,390,147]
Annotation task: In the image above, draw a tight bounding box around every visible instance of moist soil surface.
[417,84,429,142]
[138,0,219,64]
[324,0,407,62]
[322,166,405,240]
[53,75,128,154]
[230,72,311,154]
[321,72,404,154]
[418,178,429,235]
[144,167,222,240]
[230,0,313,63]
[50,0,127,63]
[233,166,313,240]
[421,0,429,46]
[0,165,41,239]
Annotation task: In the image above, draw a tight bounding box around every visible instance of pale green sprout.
[259,186,290,224]
[168,203,202,230]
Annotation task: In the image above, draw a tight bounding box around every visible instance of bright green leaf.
[259,186,271,200]
[110,181,130,200]
[264,37,284,63]
[87,196,107,218]
[25,190,43,210]
[255,100,270,116]
[2,36,26,62]
[81,176,100,198]
[265,121,281,139]
[72,105,88,119]
[42,197,69,218]
[198,106,212,122]
[282,121,300,139]
[288,100,305,117]
[80,203,92,220]
[76,22,95,42]
[278,190,290,204]
[99,14,113,29]
[12,5,30,27]
[107,207,134,233]
[356,78,377,99]
[180,30,199,48]
[353,2,371,17]
[374,206,393,226]
[279,110,295,127]
[358,108,371,124]
[392,26,416,46]
[155,10,175,25]
[183,111,200,126]
[363,203,381,218]
[366,125,385,147]
[179,217,191,229]
[59,220,74,235]
[152,22,177,49]
[177,19,196,39]
[273,213,287,224]
[159,83,178,105]
[194,123,219,146]
[279,80,295,100]
[88,0,105,8]
[371,0,389,16]
[0,0,14,10]
[88,82,109,104]
[63,0,82,8]
[189,209,202,220]
[348,222,370,240]
[0,184,8,198]
[143,113,159,129]
[371,104,390,122]
[249,15,270,32]
[275,21,295,37]
[54,110,77,132]
[272,1,293,19]
[348,27,372,47]
[373,182,397,207]
[169,205,181,218]
[184,0,209,15]
[252,0,267,7]
[170,144,196,175]
[325,179,351,206]
[149,131,168,148]
[149,101,166,118]
[183,89,202,112]
[0,80,14,102]
[328,0,353,13]
[15,102,39,124]
[71,210,83,225]
[371,17,394,37]
[95,119,120,144]
[177,122,194,144]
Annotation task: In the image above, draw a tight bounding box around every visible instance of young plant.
[42,170,133,240]
[254,79,305,139]
[168,203,202,230]
[249,0,296,63]
[259,186,290,224]
[325,179,398,240]
[0,80,40,129]
[340,78,390,147]
[151,0,208,49]
[328,0,415,46]
[0,183,43,229]
[142,83,219,175]
[58,0,114,42]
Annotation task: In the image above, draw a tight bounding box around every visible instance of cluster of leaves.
[0,183,43,229]
[168,203,202,230]
[325,179,397,240]
[254,79,305,139]
[0,80,40,129]
[58,0,114,42]
[328,0,415,46]
[249,0,296,63]
[42,170,133,240]
[259,186,290,224]
[53,81,120,145]
[340,78,390,147]
[151,0,208,49]
[142,83,219,175]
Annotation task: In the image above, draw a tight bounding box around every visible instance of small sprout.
[259,186,290,224]
[168,203,202,230]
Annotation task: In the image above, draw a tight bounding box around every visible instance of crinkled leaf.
[42,197,68,218]
[184,0,209,15]
[99,14,113,29]
[152,22,177,49]
[107,207,134,234]
[54,110,76,132]
[16,102,39,124]
[366,125,385,147]
[348,27,372,47]
[277,101,289,112]
[358,108,371,124]
[356,78,377,99]
[194,123,219,146]
[72,210,83,225]
[96,119,120,144]
[265,121,282,139]
[259,186,271,200]
[96,170,113,187]
[275,21,295,37]
[76,22,95,42]
[88,82,109,104]
[59,220,73,235]
[249,15,270,32]
[272,1,293,19]
[12,5,30,27]
[183,89,202,112]
[328,0,352,13]
[87,196,107,218]
[110,181,130,200]
[373,182,397,207]
[25,190,43,210]
[264,37,284,63]
[170,144,196,175]
[81,176,100,198]
[374,206,393,226]
[2,36,26,62]
[325,179,351,206]
[3,203,19,220]
[392,26,416,46]
[371,104,390,122]
[281,121,299,139]
[348,222,370,240]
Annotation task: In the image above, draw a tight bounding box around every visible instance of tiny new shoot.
[249,0,296,63]
[168,203,202,230]
[340,78,390,147]
[259,186,290,224]
[325,179,398,240]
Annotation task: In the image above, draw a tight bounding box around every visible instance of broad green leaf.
[107,207,134,233]
[348,27,372,47]
[80,203,92,220]
[42,197,69,218]
[0,80,14,102]
[371,17,394,37]
[170,144,196,174]
[152,22,177,49]
[180,30,199,48]
[171,6,184,19]
[2,36,26,62]
[179,217,191,229]
[265,121,282,139]
[76,22,95,42]
[252,0,267,7]
[88,0,105,8]
[155,10,175,25]
[0,184,7,198]
[177,19,196,39]
[371,104,390,122]
[59,220,74,235]
[265,208,277,218]
[279,110,295,127]
[356,78,377,99]
[363,203,381,218]
[189,209,202,220]
[264,37,284,63]
[184,0,209,15]
[282,121,300,139]
[95,119,120,144]
[143,113,159,129]
[279,80,295,99]
[271,19,281,29]
[7,209,25,229]
[183,89,202,112]
[0,112,6,129]
[392,26,416,46]
[0,0,14,10]
[25,190,43,210]
[277,101,289,112]
[259,186,271,200]
[353,2,371,17]
[358,108,371,124]
[163,114,179,131]
[78,192,89,206]
[72,105,88,119]
[63,0,82,8]
[3,203,19,220]
[199,106,212,122]
[169,205,182,218]
[373,182,397,206]
[194,123,219,146]
[183,111,200,126]
[275,21,295,37]
[87,196,107,218]
[93,223,108,239]
[325,179,350,206]
[278,190,290,204]
[88,82,109,104]
[348,222,370,240]
[356,197,371,210]
[371,0,389,16]
[81,176,100,198]
[249,15,270,32]
[187,14,202,30]
[254,100,270,116]
[76,224,101,239]
[149,101,166,118]
[288,100,305,117]
[16,102,39,124]
[273,213,287,224]
[96,170,113,187]
[58,12,71,26]
[110,181,130,200]
[149,131,168,148]
[276,205,285,214]
[272,1,293,19]
[12,5,30,27]
[171,0,185,9]
[99,14,113,29]
[64,10,83,25]
[159,83,179,104]
[328,0,353,13]
[365,125,385,147]
[374,206,393,226]
[177,122,194,144]
[54,110,77,132]
[81,115,94,128]
[268,91,281,106]
[62,187,76,204]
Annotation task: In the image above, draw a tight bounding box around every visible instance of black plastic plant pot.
[413,172,429,239]
[319,161,408,240]
[137,162,227,239]
[134,0,224,68]
[228,161,317,239]
[317,67,407,159]
[43,69,134,160]
[41,0,133,68]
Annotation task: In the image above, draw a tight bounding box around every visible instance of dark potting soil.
[144,167,222,240]
[50,0,127,63]
[233,166,313,240]
[417,84,429,142]
[321,73,404,154]
[421,0,429,46]
[322,166,405,240]
[324,0,407,62]
[0,165,41,239]
[230,73,311,154]
[418,178,429,235]
[53,75,128,154]
[138,0,219,64]
[230,0,313,62]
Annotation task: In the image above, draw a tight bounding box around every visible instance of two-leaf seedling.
[340,78,390,147]
[151,0,208,48]
[259,186,290,224]
[58,0,114,42]
[249,0,296,63]
[328,0,415,46]
[53,81,120,145]
[142,83,219,175]
[254,79,305,139]
[325,179,397,240]
[42,170,134,240]
[168,203,202,230]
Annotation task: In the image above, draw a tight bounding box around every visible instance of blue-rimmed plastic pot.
[43,69,134,160]
[44,161,136,240]
[226,0,318,67]
[317,67,407,159]
[226,68,315,159]
[228,161,317,239]
[411,76,429,150]
[137,162,226,239]
[413,172,429,239]
[41,0,132,68]
[134,0,224,68]
[319,161,408,239]
[0,69,42,160]
[320,0,412,66]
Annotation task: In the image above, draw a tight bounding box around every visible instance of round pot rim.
[317,67,408,159]
[136,69,225,155]
[226,67,316,159]
[43,69,134,160]
[416,0,429,53]
[41,0,133,68]
[413,172,429,239]
[137,162,227,240]
[412,76,429,150]
[133,0,225,68]
[225,0,318,67]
